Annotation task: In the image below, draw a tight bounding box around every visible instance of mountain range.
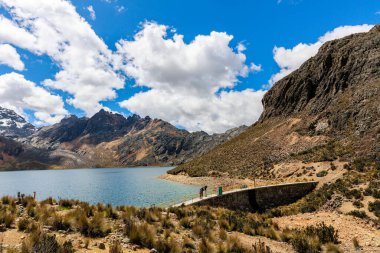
[0,108,246,170]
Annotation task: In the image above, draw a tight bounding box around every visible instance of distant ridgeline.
[0,107,247,171]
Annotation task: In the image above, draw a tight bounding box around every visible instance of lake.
[0,167,198,207]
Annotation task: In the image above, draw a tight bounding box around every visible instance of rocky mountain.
[0,107,35,138]
[0,108,247,170]
[170,25,380,177]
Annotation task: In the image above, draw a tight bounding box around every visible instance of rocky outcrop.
[171,24,380,178]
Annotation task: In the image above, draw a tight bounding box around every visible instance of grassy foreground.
[0,195,344,253]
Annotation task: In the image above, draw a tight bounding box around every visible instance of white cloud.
[0,44,24,70]
[87,5,96,20]
[269,24,374,86]
[116,5,126,13]
[250,63,262,72]
[117,22,265,133]
[0,72,67,124]
[0,0,125,116]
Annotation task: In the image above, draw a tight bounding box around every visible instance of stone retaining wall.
[192,182,317,211]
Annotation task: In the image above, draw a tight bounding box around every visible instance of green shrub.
[346,189,362,200]
[61,240,75,253]
[59,199,75,209]
[348,210,368,219]
[352,200,364,208]
[125,220,156,249]
[99,243,106,250]
[0,210,15,228]
[368,200,380,217]
[316,170,328,177]
[51,215,71,231]
[22,229,60,253]
[290,233,320,253]
[18,217,31,231]
[1,196,12,205]
[180,217,192,229]
[304,223,339,244]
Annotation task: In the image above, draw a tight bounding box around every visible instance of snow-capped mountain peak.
[0,107,36,138]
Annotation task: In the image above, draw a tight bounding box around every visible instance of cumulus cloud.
[87,5,96,20]
[0,73,67,124]
[0,44,24,70]
[117,22,265,133]
[269,24,374,86]
[0,0,125,116]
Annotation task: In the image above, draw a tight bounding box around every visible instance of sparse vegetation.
[348,210,368,219]
[316,170,328,177]
[368,200,380,217]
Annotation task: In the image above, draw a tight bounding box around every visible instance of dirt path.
[273,212,380,252]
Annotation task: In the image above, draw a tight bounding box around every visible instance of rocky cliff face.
[0,108,247,170]
[170,25,380,177]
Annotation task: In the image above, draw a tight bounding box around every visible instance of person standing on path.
[199,187,204,199]
[204,186,208,197]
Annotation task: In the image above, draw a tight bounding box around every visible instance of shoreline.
[0,165,174,173]
[160,173,277,192]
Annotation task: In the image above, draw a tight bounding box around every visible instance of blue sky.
[0,0,379,133]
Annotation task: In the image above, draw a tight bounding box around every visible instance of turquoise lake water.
[0,167,198,207]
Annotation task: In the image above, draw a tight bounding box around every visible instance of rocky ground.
[273,212,380,252]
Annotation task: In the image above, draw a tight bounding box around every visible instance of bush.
[59,199,76,209]
[368,200,380,217]
[316,170,328,177]
[0,210,15,228]
[348,210,368,219]
[125,220,156,249]
[22,229,75,253]
[304,223,339,244]
[353,200,364,208]
[61,240,75,253]
[18,217,31,231]
[87,213,110,237]
[290,233,320,253]
[1,196,12,205]
[51,215,71,231]
[22,229,60,253]
[180,217,192,229]
[99,243,106,250]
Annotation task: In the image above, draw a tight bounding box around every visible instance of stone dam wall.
[191,182,318,211]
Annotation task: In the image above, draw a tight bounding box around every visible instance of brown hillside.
[169,25,380,178]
